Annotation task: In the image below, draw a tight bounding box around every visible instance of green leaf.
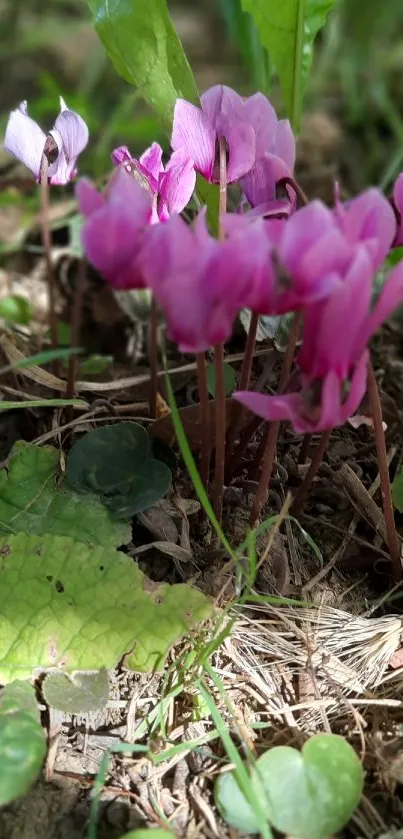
[0,346,82,377]
[253,734,363,839]
[392,469,403,512]
[206,362,236,397]
[0,441,130,548]
[88,0,199,133]
[0,532,212,682]
[215,769,261,833]
[0,680,46,806]
[66,422,171,518]
[78,354,113,376]
[120,832,176,839]
[240,0,336,127]
[0,295,33,325]
[0,399,86,412]
[42,670,109,713]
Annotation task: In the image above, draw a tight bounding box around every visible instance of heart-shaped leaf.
[66,422,171,519]
[42,670,109,714]
[0,441,130,548]
[0,680,46,806]
[215,735,363,838]
[253,734,363,839]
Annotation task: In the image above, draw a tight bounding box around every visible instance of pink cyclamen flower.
[334,187,396,270]
[111,142,196,222]
[391,173,403,247]
[222,200,352,316]
[234,249,403,432]
[4,98,88,185]
[171,84,294,190]
[139,211,249,353]
[77,169,153,290]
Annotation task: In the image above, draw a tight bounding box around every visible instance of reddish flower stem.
[211,137,228,523]
[196,351,211,489]
[39,156,59,366]
[249,312,301,527]
[367,362,401,581]
[292,430,331,517]
[225,311,259,469]
[149,295,158,419]
[66,258,86,402]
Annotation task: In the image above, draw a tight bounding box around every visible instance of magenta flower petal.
[200,84,244,126]
[158,148,196,217]
[140,142,164,181]
[392,173,403,247]
[82,202,144,287]
[224,120,256,182]
[341,351,369,420]
[241,92,278,159]
[233,390,302,425]
[335,188,395,270]
[280,200,336,276]
[76,178,105,217]
[3,101,46,179]
[111,145,132,165]
[171,99,215,181]
[273,119,296,171]
[362,257,403,347]
[240,152,293,208]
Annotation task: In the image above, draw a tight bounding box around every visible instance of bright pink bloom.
[391,173,403,247]
[334,187,395,269]
[111,142,195,222]
[77,170,152,290]
[139,211,249,353]
[234,251,403,432]
[171,85,294,193]
[223,200,352,316]
[239,121,296,211]
[4,98,88,184]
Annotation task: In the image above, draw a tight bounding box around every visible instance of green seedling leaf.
[78,354,113,376]
[0,295,33,325]
[0,532,212,683]
[66,422,172,518]
[392,469,403,512]
[206,362,236,398]
[88,0,199,133]
[0,680,46,806]
[252,734,363,839]
[241,0,336,127]
[42,670,109,713]
[0,441,130,548]
[215,769,261,833]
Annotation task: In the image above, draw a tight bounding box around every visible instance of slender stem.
[292,430,331,517]
[39,155,59,362]
[211,137,228,523]
[66,259,86,401]
[298,433,313,465]
[367,362,401,581]
[225,311,259,468]
[226,415,263,482]
[149,295,158,419]
[249,313,301,527]
[196,352,211,488]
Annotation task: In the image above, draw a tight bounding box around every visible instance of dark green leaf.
[42,670,109,713]
[240,0,336,127]
[206,362,236,397]
[88,0,199,133]
[66,422,171,518]
[0,680,46,806]
[392,469,403,513]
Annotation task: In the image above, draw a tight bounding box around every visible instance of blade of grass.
[0,398,87,411]
[0,346,83,376]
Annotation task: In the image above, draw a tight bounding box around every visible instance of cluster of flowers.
[5,87,403,433]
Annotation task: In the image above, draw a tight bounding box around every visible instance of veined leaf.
[87,0,199,133]
[240,0,336,128]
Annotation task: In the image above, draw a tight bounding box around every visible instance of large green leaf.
[0,441,130,548]
[42,670,109,714]
[240,0,336,127]
[0,680,46,806]
[88,0,199,133]
[0,532,212,683]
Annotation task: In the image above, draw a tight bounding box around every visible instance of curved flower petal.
[273,119,296,171]
[362,257,403,349]
[224,120,256,183]
[335,188,395,270]
[392,173,403,247]
[159,148,196,216]
[201,84,244,127]
[111,145,132,166]
[76,178,105,217]
[241,92,278,159]
[108,169,153,225]
[280,200,336,277]
[82,202,145,288]
[3,101,46,179]
[240,152,293,207]
[171,99,215,181]
[140,142,164,181]
[340,351,369,421]
[52,98,89,161]
[233,390,303,425]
